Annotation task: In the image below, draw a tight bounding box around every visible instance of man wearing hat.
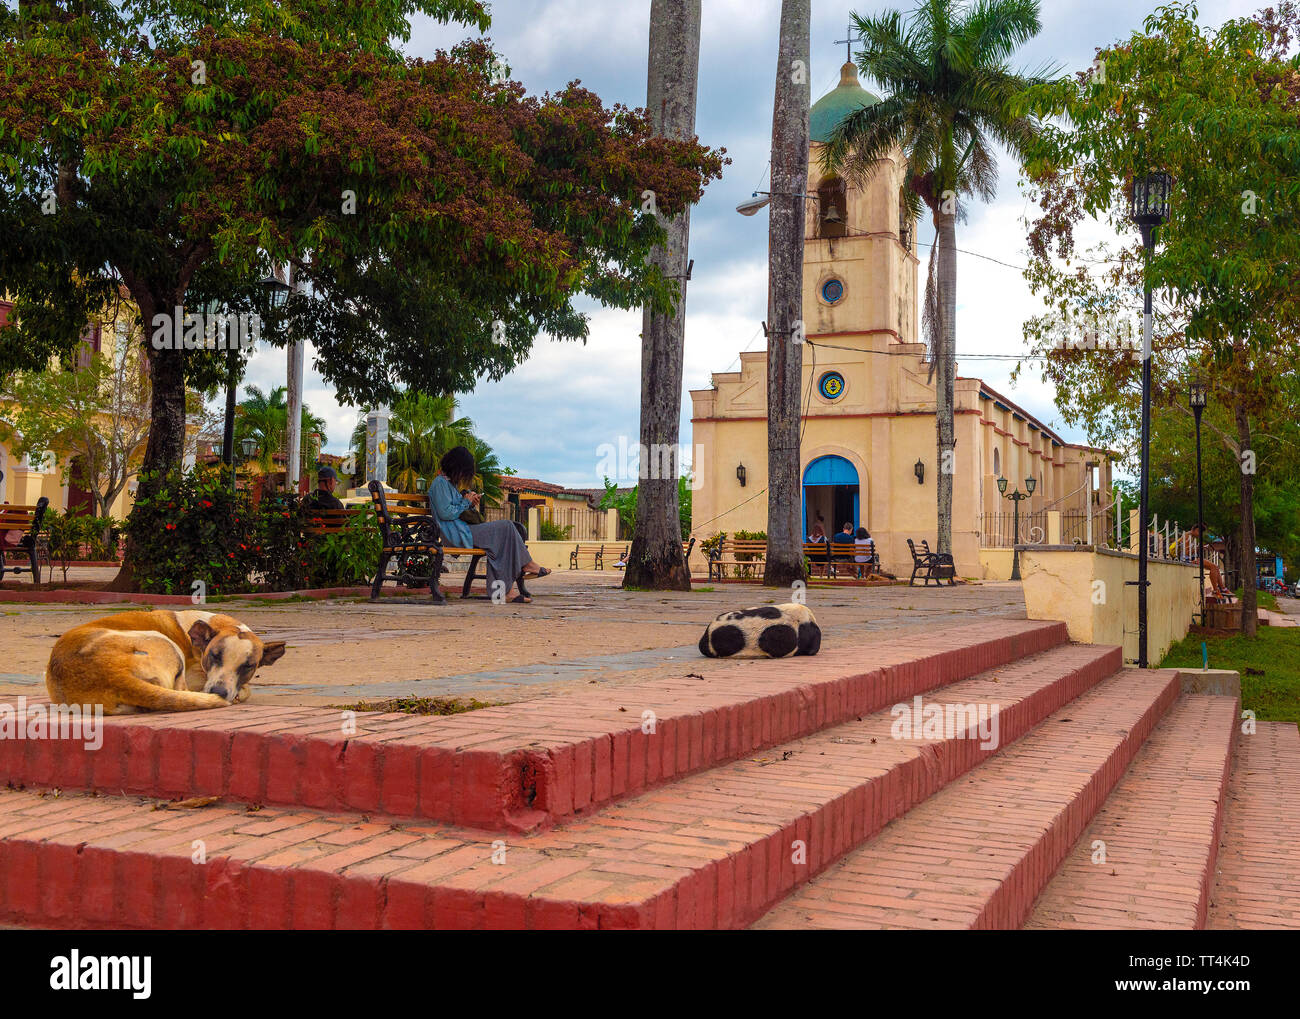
[304,465,345,511]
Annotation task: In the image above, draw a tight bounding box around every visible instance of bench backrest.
[575,543,604,553]
[368,481,444,545]
[802,541,831,557]
[715,539,767,558]
[302,507,365,536]
[0,498,49,543]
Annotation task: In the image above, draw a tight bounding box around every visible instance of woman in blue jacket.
[428,445,551,603]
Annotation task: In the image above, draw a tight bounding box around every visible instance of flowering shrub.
[125,469,382,595]
[126,470,258,594]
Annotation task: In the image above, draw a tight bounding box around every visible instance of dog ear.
[187,619,217,654]
[259,641,286,667]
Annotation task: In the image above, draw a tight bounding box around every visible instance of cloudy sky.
[235,0,1258,487]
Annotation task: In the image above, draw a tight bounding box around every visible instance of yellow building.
[0,296,149,518]
[690,64,1112,578]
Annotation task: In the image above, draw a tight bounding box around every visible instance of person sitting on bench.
[854,527,876,576]
[428,445,551,604]
[304,465,345,511]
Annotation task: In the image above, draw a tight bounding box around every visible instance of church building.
[690,63,1112,578]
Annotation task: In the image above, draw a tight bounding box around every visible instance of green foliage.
[700,531,727,558]
[125,469,261,595]
[825,0,1055,217]
[0,0,724,427]
[599,475,693,540]
[1016,2,1300,449]
[309,508,381,588]
[349,392,505,505]
[538,518,572,541]
[1161,625,1300,726]
[123,467,378,594]
[234,384,327,477]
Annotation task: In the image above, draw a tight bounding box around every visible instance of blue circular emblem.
[818,371,845,400]
[821,278,845,304]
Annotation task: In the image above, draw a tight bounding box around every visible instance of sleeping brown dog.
[45,610,286,715]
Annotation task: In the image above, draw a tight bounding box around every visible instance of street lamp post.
[1190,376,1208,624]
[1128,171,1172,668]
[997,474,1037,581]
[258,269,295,492]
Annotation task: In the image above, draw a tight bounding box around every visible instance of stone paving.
[0,572,1028,707]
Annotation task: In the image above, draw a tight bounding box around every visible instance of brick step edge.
[1024,694,1238,929]
[750,670,1182,930]
[0,622,1068,833]
[0,646,1117,931]
[1208,720,1300,930]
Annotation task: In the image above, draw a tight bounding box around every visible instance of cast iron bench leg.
[370,552,391,601]
[431,548,447,604]
[462,554,482,599]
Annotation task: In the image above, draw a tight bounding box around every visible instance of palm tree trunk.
[623,0,701,591]
[762,0,810,588]
[935,209,957,557]
[1235,399,1257,637]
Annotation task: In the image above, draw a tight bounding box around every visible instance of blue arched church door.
[802,455,860,540]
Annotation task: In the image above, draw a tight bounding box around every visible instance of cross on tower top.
[834,23,859,64]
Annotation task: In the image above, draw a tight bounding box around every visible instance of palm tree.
[762,0,811,587]
[824,0,1053,556]
[235,385,327,477]
[349,392,507,504]
[623,0,701,592]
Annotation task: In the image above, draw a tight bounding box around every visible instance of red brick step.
[749,669,1181,930]
[1024,694,1238,929]
[0,620,1065,832]
[1208,720,1300,929]
[0,640,1114,930]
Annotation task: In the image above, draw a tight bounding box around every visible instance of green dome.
[810,63,880,144]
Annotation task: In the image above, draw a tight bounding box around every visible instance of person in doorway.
[304,465,344,511]
[808,523,827,543]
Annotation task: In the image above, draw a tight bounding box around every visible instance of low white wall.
[1020,545,1200,665]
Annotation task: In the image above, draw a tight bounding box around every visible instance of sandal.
[511,595,532,604]
[525,567,552,579]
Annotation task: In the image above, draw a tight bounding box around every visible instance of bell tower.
[802,62,919,347]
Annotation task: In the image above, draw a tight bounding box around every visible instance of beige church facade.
[690,64,1111,578]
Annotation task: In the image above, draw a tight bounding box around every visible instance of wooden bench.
[907,538,956,586]
[0,498,50,584]
[570,543,607,569]
[301,507,365,537]
[367,482,530,604]
[614,538,696,571]
[803,541,833,577]
[825,538,880,579]
[706,538,767,581]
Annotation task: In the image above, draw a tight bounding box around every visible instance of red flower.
[165,524,176,531]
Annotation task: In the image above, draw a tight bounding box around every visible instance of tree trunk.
[106,288,187,591]
[1235,400,1258,637]
[623,0,701,591]
[934,209,957,557]
[762,0,810,589]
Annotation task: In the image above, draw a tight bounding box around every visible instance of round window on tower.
[820,278,845,305]
[818,371,846,401]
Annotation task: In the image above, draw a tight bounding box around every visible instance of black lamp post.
[1129,171,1172,667]
[257,272,292,490]
[1190,376,1208,624]
[998,474,1037,581]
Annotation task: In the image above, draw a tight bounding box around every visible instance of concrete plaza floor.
[0,571,1029,708]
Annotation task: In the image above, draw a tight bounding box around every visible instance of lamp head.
[1025,475,1037,495]
[735,194,771,217]
[1129,171,1172,235]
[997,475,1008,495]
[1189,377,1208,410]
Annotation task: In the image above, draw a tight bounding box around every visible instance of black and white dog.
[698,603,821,659]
